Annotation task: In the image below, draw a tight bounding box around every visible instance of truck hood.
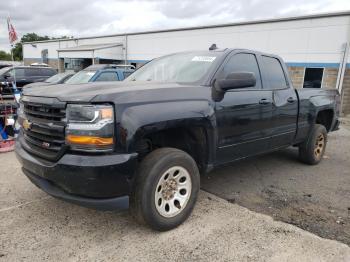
[22,81,206,103]
[23,82,53,89]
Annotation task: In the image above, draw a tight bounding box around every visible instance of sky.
[1,0,350,52]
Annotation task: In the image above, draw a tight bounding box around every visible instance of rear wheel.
[130,148,200,231]
[299,124,327,165]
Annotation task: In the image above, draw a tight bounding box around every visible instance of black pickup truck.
[16,48,340,231]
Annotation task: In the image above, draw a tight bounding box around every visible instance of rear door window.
[261,56,288,89]
[94,72,119,81]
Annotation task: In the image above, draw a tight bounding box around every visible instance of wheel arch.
[132,121,215,174]
[315,109,334,132]
[118,101,217,173]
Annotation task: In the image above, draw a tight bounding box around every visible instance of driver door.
[215,52,274,164]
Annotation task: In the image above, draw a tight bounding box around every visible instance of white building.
[22,11,350,115]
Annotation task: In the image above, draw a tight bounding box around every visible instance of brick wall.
[47,59,58,70]
[23,58,41,65]
[23,58,58,70]
[322,68,339,90]
[287,66,339,90]
[58,58,64,73]
[287,65,350,115]
[341,69,350,116]
[287,66,304,89]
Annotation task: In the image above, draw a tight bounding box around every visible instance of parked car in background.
[0,66,57,88]
[23,72,74,89]
[64,64,135,84]
[0,61,21,70]
[0,63,13,70]
[30,63,50,67]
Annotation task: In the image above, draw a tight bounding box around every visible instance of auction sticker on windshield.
[192,56,216,62]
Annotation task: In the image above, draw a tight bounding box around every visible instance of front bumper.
[15,141,138,210]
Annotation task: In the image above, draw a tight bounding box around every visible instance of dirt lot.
[202,126,350,245]
[0,126,349,261]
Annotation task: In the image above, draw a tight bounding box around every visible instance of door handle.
[259,98,270,105]
[287,97,295,103]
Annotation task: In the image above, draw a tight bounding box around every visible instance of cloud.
[0,0,349,53]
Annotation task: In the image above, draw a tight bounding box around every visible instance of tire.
[299,124,328,165]
[130,148,200,231]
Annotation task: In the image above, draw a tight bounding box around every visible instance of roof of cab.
[85,64,135,71]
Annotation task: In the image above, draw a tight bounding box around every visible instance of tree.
[11,33,50,61]
[12,42,22,61]
[0,50,12,61]
[11,33,74,61]
[21,33,50,43]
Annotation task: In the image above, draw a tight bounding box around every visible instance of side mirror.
[215,72,256,92]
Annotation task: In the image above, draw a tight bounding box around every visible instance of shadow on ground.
[201,128,350,245]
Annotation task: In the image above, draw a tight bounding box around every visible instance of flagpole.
[7,15,17,91]
[10,44,17,89]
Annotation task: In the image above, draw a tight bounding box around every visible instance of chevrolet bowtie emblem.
[42,142,50,148]
[22,119,32,131]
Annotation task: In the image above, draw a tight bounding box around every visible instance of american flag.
[7,17,18,45]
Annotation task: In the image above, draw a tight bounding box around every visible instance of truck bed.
[296,88,339,100]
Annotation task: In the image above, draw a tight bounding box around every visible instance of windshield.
[44,73,64,83]
[126,52,222,83]
[65,70,96,84]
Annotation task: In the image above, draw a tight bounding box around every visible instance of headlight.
[65,104,114,152]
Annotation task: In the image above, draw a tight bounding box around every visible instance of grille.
[21,99,66,161]
[1,84,16,103]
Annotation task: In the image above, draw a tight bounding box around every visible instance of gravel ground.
[0,126,350,261]
[202,127,350,246]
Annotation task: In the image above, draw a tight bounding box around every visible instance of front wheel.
[299,124,328,165]
[130,148,200,231]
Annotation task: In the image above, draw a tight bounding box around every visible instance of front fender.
[117,100,216,163]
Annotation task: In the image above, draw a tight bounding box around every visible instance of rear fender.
[295,92,337,143]
[309,96,336,125]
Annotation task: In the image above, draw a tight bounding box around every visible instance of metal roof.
[57,43,123,52]
[23,11,350,45]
